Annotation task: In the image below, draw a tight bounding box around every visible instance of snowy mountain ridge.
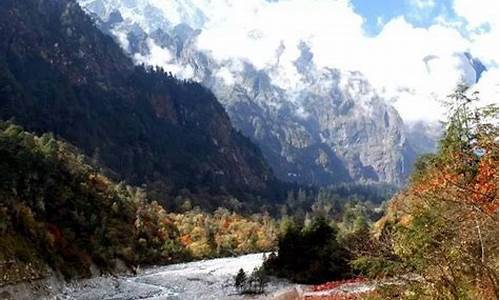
[77,0,484,186]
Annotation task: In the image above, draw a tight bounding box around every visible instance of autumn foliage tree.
[170,208,277,258]
[0,122,278,284]
[356,87,499,299]
[412,87,498,215]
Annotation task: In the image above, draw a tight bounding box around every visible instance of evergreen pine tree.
[234,268,247,292]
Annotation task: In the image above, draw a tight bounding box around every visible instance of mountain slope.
[0,122,278,288]
[0,122,188,282]
[0,0,279,203]
[77,0,418,186]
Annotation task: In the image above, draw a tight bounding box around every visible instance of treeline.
[0,122,277,284]
[160,182,394,222]
[280,185,389,223]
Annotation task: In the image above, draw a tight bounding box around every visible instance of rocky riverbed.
[54,253,295,300]
[1,253,387,300]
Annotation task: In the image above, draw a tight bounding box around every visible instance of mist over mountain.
[75,0,489,186]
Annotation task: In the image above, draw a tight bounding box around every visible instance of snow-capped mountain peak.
[77,0,486,186]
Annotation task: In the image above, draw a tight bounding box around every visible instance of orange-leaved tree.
[360,87,498,300]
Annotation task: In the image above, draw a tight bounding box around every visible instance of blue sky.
[351,0,458,36]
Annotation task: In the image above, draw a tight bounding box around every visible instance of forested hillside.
[0,122,184,282]
[0,122,278,285]
[363,89,499,299]
[0,0,280,206]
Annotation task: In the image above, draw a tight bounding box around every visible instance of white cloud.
[356,20,478,121]
[469,68,500,106]
[114,0,498,123]
[376,16,385,28]
[194,0,364,70]
[453,0,498,28]
[409,0,436,9]
[132,39,196,79]
[311,14,479,121]
[182,0,497,122]
[453,0,500,67]
[215,67,236,86]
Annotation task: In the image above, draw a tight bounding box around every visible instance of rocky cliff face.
[77,0,422,186]
[405,121,443,155]
[0,0,277,200]
[212,53,416,185]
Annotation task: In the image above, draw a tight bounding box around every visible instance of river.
[56,253,295,300]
